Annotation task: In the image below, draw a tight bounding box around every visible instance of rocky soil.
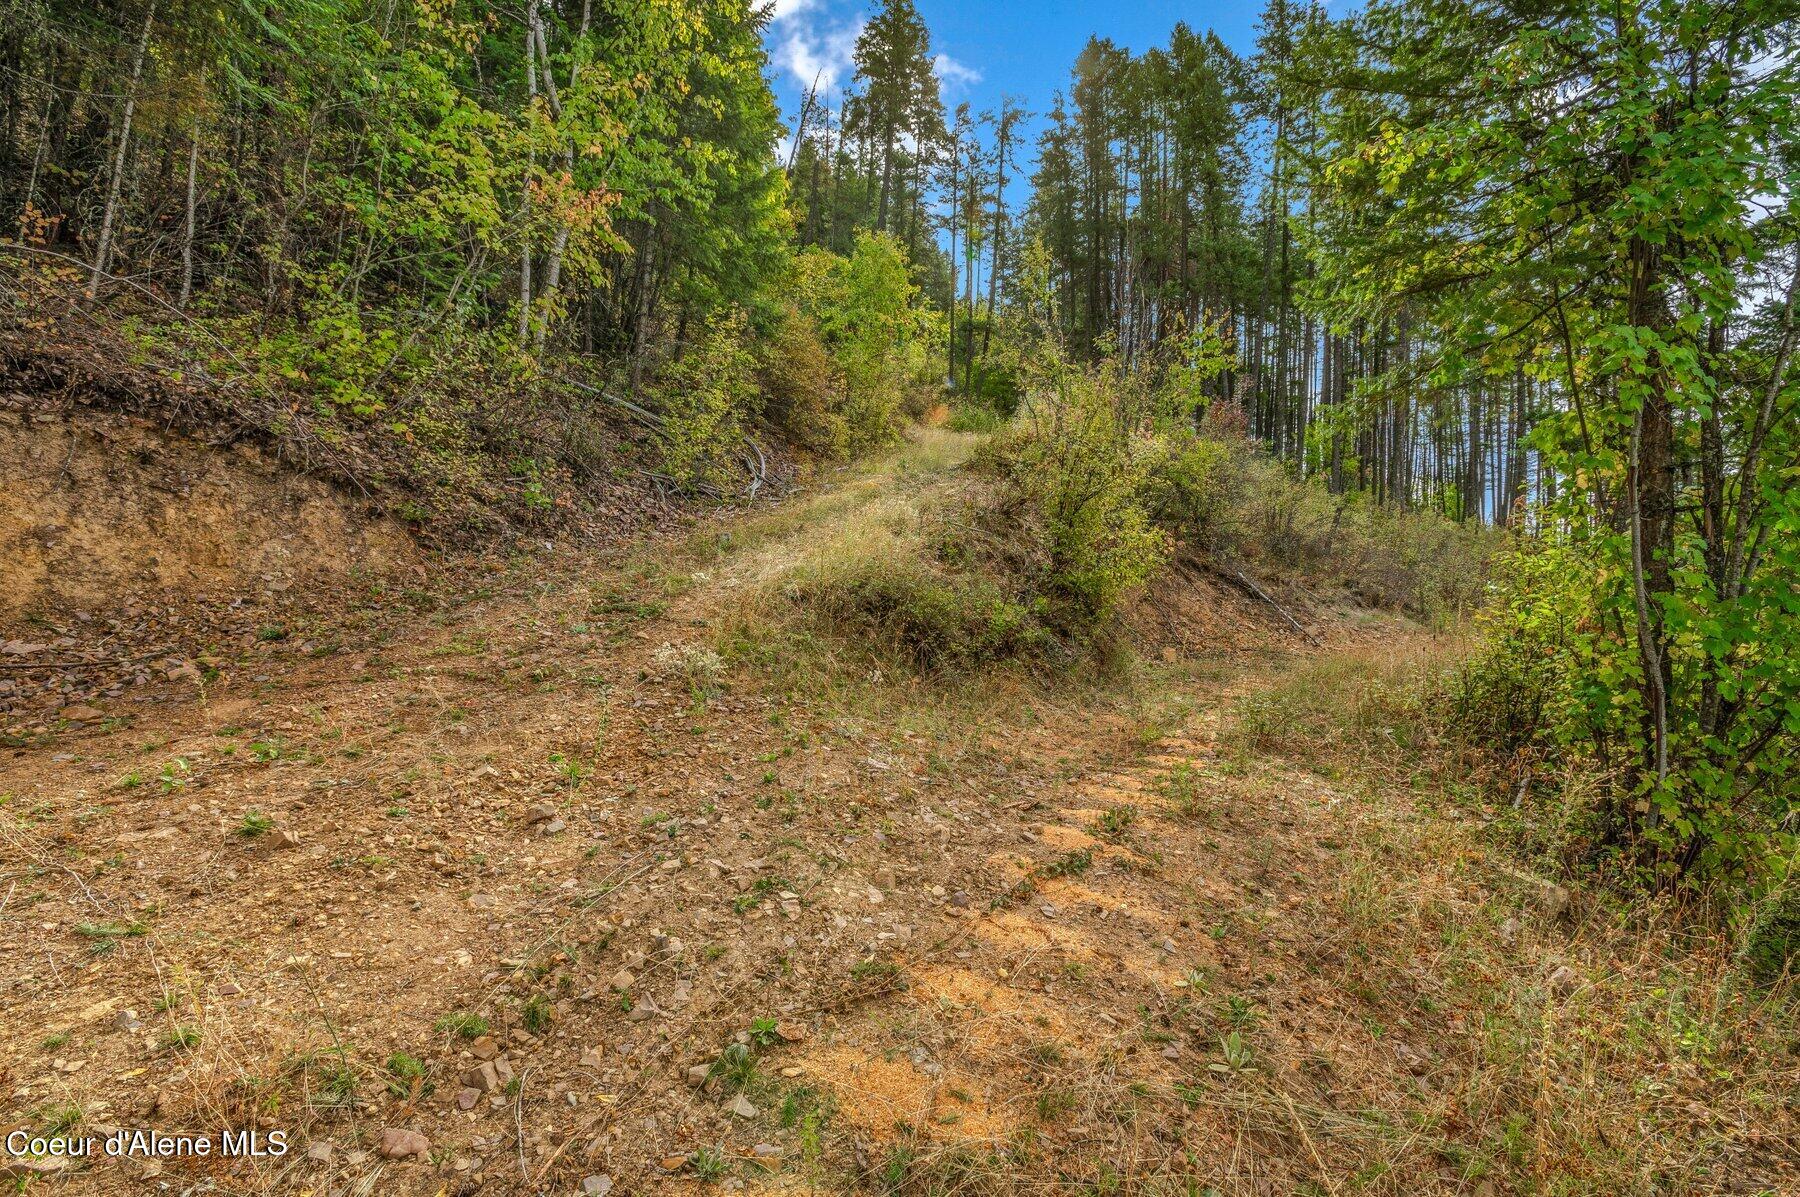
[4,438,1792,1197]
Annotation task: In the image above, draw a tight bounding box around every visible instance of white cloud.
[933,52,981,91]
[773,14,864,95]
[764,0,818,22]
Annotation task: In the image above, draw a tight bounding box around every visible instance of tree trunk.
[86,0,155,301]
[517,2,537,345]
[178,114,200,309]
[1626,230,1675,801]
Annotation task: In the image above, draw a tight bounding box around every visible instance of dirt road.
[7,434,1773,1196]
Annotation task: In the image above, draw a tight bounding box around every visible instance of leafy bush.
[790,549,1051,673]
[765,474,1058,674]
[1139,430,1239,550]
[945,404,1005,434]
[1452,540,1610,758]
[759,304,847,457]
[653,309,756,492]
[796,233,937,456]
[1745,886,1800,987]
[983,355,1167,623]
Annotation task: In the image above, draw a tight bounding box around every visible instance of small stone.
[60,704,104,722]
[464,1061,502,1091]
[1502,866,1571,918]
[727,1094,759,1118]
[540,818,567,836]
[752,1143,781,1158]
[470,1036,501,1061]
[468,893,497,910]
[687,1064,712,1088]
[268,828,300,850]
[581,1176,614,1196]
[775,1022,806,1043]
[608,968,635,991]
[0,1160,66,1181]
[660,1156,689,1172]
[456,1087,481,1111]
[377,1128,430,1160]
[580,1047,605,1069]
[112,1009,142,1032]
[522,804,557,825]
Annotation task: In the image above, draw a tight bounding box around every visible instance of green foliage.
[790,544,1051,674]
[1454,541,1611,760]
[236,810,275,838]
[383,1051,428,1097]
[1744,885,1800,987]
[797,233,937,454]
[434,1011,489,1040]
[985,351,1167,623]
[1139,431,1237,551]
[945,404,1005,434]
[1299,0,1800,888]
[759,304,847,457]
[654,309,755,493]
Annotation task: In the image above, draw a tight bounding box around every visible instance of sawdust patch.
[1035,875,1181,933]
[910,963,1073,1053]
[968,909,1190,988]
[800,1042,1006,1142]
[1035,823,1102,852]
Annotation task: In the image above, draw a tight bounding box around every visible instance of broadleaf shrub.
[654,309,755,493]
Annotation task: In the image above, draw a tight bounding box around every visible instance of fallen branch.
[0,650,172,672]
[1221,562,1321,647]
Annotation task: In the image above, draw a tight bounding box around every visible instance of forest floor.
[2,430,1794,1197]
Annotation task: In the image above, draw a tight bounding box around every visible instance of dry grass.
[1212,643,1800,1197]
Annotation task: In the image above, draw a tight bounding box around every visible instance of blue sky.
[761,0,1272,187]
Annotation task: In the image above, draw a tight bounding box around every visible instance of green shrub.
[1139,430,1239,550]
[945,403,1005,434]
[654,309,756,493]
[985,356,1167,623]
[772,483,1057,673]
[795,233,935,456]
[792,551,1050,673]
[1452,540,1608,758]
[759,304,848,457]
[1744,885,1800,987]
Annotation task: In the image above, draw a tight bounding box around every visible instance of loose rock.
[377,1128,430,1160]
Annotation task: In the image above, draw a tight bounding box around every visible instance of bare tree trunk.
[86,0,155,301]
[178,114,200,309]
[517,0,537,345]
[980,107,1013,364]
[1626,231,1674,804]
[532,0,591,354]
[946,124,958,389]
